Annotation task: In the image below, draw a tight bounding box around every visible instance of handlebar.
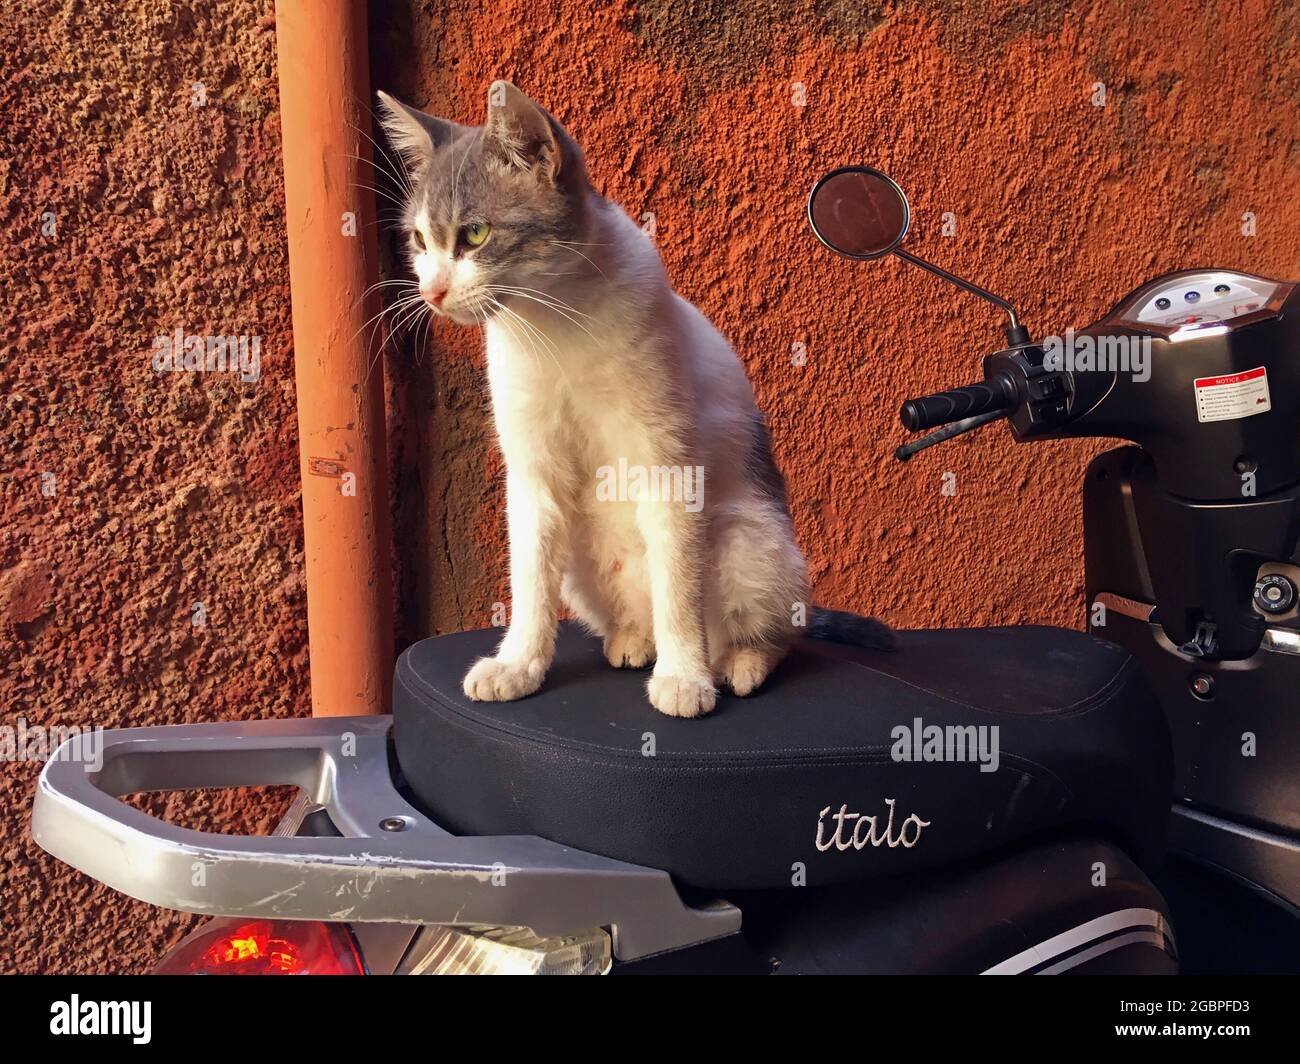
[899,374,1018,432]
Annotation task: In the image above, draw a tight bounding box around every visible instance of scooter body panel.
[1084,445,1300,909]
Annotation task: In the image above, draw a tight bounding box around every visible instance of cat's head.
[377,80,590,325]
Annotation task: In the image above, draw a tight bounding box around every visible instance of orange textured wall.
[377,0,1300,641]
[4,0,1300,974]
[1,2,302,972]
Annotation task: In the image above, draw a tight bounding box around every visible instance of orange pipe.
[275,0,393,716]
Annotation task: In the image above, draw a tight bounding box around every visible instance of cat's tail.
[806,607,895,651]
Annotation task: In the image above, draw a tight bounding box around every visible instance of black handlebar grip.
[900,375,1016,432]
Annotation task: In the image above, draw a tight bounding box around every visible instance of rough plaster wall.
[1,2,301,972]
[2,0,1299,977]
[375,0,1300,642]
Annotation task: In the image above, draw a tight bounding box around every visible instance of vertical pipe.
[275,0,393,716]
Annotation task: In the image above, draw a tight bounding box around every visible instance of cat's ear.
[483,80,568,181]
[375,91,455,164]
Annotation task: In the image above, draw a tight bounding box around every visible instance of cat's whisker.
[350,291,425,377]
[359,327,390,393]
[354,306,403,396]
[488,292,597,347]
[360,278,420,294]
[350,290,415,352]
[348,113,417,200]
[352,291,422,342]
[361,295,429,390]
[493,299,599,349]
[352,180,409,210]
[483,282,595,314]
[489,298,545,353]
[354,278,419,308]
[484,283,596,317]
[489,297,569,383]
[484,285,601,345]
[388,295,432,339]
[450,135,475,225]
[350,302,400,353]
[502,317,558,380]
[483,298,537,369]
[335,149,414,203]
[548,241,609,281]
[482,283,598,324]
[419,302,440,365]
[359,338,385,393]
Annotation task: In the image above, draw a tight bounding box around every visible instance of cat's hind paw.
[462,656,545,702]
[647,672,716,718]
[604,628,656,669]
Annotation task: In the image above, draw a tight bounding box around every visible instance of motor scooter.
[29,166,1296,974]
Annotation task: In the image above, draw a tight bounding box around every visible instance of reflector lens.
[153,918,365,975]
[397,924,611,975]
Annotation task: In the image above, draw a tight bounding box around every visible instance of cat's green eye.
[412,230,426,251]
[461,221,491,249]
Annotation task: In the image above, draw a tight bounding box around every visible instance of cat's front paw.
[647,672,716,718]
[714,645,779,697]
[604,628,656,669]
[462,656,545,702]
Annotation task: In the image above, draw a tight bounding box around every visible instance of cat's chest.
[569,399,651,471]
[485,322,660,463]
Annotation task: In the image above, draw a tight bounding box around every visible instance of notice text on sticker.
[1194,366,1271,424]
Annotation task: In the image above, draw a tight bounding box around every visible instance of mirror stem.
[894,249,1029,345]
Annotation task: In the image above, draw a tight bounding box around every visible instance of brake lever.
[894,410,1007,461]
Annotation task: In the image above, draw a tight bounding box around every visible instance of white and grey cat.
[378,80,890,717]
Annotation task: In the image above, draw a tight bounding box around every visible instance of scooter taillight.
[151,918,365,975]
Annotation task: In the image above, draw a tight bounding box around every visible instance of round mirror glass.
[807,166,910,259]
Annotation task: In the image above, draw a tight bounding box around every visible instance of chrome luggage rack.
[31,715,739,961]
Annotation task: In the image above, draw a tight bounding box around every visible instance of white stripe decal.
[982,907,1173,975]
[1038,930,1171,974]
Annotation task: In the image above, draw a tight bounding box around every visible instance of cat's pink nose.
[421,282,448,308]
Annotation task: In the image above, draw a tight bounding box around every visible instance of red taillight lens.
[152,918,365,975]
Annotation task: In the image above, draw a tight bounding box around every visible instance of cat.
[378,80,890,717]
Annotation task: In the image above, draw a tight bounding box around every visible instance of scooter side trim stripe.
[980,907,1174,975]
[1092,592,1156,623]
[1037,929,1172,975]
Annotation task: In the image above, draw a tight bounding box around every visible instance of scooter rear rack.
[31,715,741,962]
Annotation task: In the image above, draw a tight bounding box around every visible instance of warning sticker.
[1193,366,1272,423]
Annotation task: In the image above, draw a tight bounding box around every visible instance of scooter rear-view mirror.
[807,165,1029,348]
[807,166,910,259]
[807,165,1038,461]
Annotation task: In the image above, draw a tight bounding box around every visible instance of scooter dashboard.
[1109,270,1292,343]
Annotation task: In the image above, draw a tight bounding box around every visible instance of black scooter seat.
[393,622,1172,890]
